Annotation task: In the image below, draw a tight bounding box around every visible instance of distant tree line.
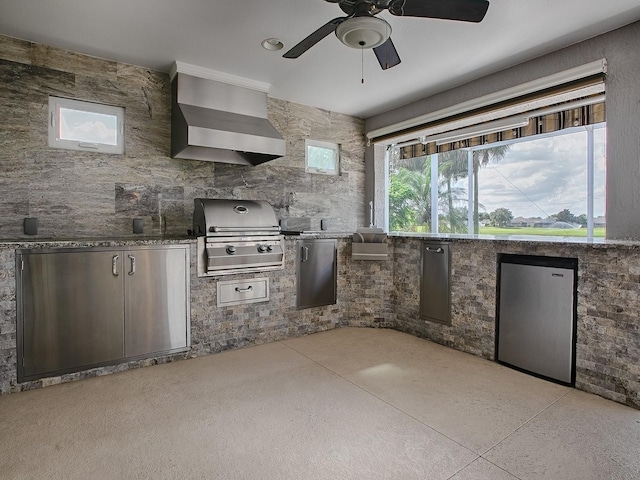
[482,208,589,228]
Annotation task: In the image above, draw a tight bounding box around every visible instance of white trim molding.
[169,61,271,93]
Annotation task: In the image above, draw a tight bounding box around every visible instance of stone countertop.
[389,232,640,250]
[0,233,354,249]
[284,230,640,250]
[0,236,195,250]
[2,231,640,251]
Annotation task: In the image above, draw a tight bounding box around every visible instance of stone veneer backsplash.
[0,34,367,239]
[392,237,640,409]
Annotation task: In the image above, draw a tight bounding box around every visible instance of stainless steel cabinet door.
[297,239,337,309]
[420,242,451,325]
[19,250,125,380]
[124,247,189,357]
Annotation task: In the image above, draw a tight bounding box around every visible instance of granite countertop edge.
[388,232,640,249]
[1,232,639,250]
[0,236,195,249]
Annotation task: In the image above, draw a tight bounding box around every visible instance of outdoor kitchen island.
[0,234,638,409]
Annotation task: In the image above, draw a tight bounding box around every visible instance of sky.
[60,108,118,145]
[453,127,606,219]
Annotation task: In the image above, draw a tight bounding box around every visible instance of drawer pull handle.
[425,247,444,253]
[112,255,119,276]
[235,286,253,293]
[128,255,136,275]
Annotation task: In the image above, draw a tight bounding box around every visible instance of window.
[305,139,339,175]
[379,61,608,242]
[48,96,125,154]
[387,124,606,240]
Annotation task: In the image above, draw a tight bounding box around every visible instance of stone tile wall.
[189,238,344,358]
[0,34,366,240]
[0,248,17,393]
[392,237,640,409]
[341,239,396,329]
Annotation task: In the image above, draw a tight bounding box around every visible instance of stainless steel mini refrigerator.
[496,254,578,386]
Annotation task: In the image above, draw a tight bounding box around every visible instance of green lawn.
[479,226,606,237]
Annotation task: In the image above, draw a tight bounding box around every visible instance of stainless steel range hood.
[171,70,285,166]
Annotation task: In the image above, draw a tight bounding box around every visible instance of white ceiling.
[1,0,640,118]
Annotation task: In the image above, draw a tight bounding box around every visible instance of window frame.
[305,139,340,175]
[48,96,125,154]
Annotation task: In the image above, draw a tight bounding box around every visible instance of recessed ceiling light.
[261,38,284,51]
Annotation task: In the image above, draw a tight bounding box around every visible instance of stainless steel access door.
[19,250,125,381]
[421,242,451,325]
[124,247,189,357]
[297,239,337,309]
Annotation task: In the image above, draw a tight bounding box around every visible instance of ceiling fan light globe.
[335,16,391,49]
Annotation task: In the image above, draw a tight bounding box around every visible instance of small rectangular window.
[48,96,125,154]
[305,139,339,175]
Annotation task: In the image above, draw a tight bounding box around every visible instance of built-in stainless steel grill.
[193,199,284,276]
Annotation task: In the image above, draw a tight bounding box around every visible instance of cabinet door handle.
[112,255,119,276]
[128,255,136,275]
[301,246,309,262]
[425,247,444,254]
[235,286,253,293]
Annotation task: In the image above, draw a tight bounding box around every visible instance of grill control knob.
[226,245,236,255]
[267,245,273,252]
[257,244,268,253]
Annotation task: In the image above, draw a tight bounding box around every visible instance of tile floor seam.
[441,458,483,480]
[478,388,573,458]
[279,339,479,459]
[442,457,524,480]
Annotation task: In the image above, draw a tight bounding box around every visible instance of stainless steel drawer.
[217,277,269,307]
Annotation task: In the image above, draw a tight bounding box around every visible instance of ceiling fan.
[283,0,490,70]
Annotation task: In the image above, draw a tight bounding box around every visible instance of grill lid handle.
[209,226,280,233]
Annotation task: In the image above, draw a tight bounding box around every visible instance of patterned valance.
[398,100,605,160]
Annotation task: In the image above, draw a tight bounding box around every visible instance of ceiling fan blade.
[389,0,489,23]
[283,17,347,58]
[373,37,401,70]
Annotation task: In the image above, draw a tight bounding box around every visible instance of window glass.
[48,96,125,154]
[306,139,339,175]
[387,124,606,240]
[59,108,118,145]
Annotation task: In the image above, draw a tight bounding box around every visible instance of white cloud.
[460,129,605,218]
[59,109,118,145]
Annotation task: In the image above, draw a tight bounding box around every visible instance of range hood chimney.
[170,63,285,166]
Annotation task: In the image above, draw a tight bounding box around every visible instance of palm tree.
[439,150,470,233]
[389,144,510,233]
[388,159,433,231]
[472,146,510,232]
